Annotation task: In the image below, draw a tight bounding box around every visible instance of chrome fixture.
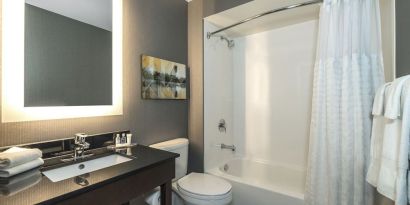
[207,0,323,38]
[218,119,227,133]
[61,133,93,162]
[215,35,235,48]
[206,33,235,48]
[217,143,236,152]
[74,173,90,186]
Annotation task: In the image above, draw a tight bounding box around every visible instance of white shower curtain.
[305,0,385,205]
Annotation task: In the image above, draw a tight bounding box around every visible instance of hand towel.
[377,77,410,200]
[145,188,161,205]
[394,80,410,205]
[367,83,391,186]
[0,169,42,196]
[0,158,44,178]
[0,147,42,169]
[384,75,410,119]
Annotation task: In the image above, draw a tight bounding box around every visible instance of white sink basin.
[42,154,132,182]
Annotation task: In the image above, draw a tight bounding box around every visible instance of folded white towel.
[394,80,410,205]
[384,75,410,119]
[367,83,390,186]
[372,83,392,115]
[0,147,42,169]
[0,158,44,178]
[377,77,410,201]
[145,188,161,205]
[0,169,42,196]
[145,187,182,205]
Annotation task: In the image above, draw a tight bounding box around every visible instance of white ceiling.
[205,0,321,38]
[26,0,112,31]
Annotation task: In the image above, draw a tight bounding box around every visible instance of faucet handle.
[82,141,90,149]
[74,133,88,144]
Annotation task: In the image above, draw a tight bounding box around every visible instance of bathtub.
[207,158,305,205]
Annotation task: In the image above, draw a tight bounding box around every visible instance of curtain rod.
[207,0,323,39]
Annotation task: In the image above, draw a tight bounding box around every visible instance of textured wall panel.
[0,0,188,147]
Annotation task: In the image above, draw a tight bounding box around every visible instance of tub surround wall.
[0,0,187,147]
[187,0,253,173]
[203,20,317,172]
[203,22,235,171]
[233,20,318,170]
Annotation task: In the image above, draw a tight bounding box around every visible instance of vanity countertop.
[0,145,179,205]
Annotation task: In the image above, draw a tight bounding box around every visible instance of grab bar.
[216,143,236,152]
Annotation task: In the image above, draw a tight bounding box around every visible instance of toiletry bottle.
[115,134,121,146]
[121,133,126,144]
[126,134,132,146]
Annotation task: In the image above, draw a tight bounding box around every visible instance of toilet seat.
[177,173,232,203]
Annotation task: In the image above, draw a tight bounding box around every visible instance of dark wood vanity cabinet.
[56,159,174,205]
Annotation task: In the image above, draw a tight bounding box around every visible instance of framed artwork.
[141,55,187,99]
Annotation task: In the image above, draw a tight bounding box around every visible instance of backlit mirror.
[2,0,123,122]
[24,0,113,107]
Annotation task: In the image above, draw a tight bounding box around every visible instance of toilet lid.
[177,173,232,199]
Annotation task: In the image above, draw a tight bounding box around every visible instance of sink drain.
[78,164,85,169]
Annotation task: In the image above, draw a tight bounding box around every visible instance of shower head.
[207,32,235,48]
[219,35,235,48]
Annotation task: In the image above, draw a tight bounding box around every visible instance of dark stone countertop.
[0,145,179,205]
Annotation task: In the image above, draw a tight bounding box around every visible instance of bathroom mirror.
[2,0,123,122]
[24,0,113,107]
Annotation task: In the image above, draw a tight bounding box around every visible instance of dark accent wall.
[123,0,188,146]
[0,0,188,149]
[24,4,112,107]
[203,0,253,17]
[396,0,410,77]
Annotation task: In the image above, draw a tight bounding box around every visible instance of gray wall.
[396,0,410,77]
[25,4,112,107]
[124,0,188,146]
[203,0,253,17]
[0,0,188,150]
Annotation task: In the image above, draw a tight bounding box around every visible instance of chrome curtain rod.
[207,0,323,39]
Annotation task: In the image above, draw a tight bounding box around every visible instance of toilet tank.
[149,138,189,180]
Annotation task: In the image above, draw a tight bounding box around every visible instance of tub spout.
[218,143,236,152]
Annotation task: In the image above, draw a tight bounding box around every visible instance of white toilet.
[145,138,232,205]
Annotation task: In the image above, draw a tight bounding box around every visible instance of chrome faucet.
[73,133,90,160]
[61,133,93,162]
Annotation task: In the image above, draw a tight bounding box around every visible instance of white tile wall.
[204,22,235,171]
[232,20,318,170]
[204,20,318,171]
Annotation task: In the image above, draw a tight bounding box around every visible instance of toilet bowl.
[146,173,232,205]
[145,138,232,205]
[177,173,232,205]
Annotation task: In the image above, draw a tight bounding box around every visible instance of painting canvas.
[141,55,187,99]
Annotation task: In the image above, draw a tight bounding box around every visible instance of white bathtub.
[207,158,305,205]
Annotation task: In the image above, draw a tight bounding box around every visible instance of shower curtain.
[305,0,385,205]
